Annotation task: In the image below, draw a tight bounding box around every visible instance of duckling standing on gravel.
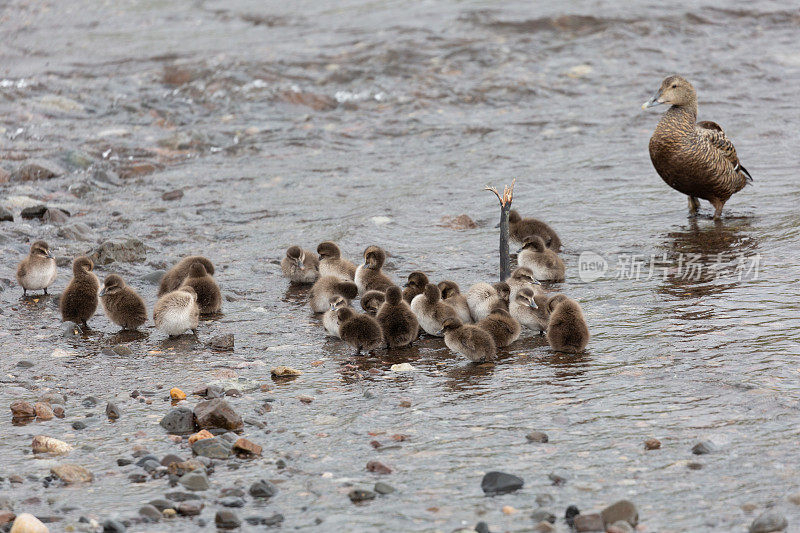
[402,271,429,304]
[60,256,100,327]
[411,283,456,336]
[337,307,383,355]
[322,296,349,338]
[438,280,472,324]
[376,286,419,348]
[154,285,200,337]
[16,240,56,296]
[281,245,319,284]
[100,274,147,330]
[477,307,521,348]
[181,262,222,315]
[158,256,215,296]
[355,245,395,294]
[440,317,496,363]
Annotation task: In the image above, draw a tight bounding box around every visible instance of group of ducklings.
[282,209,589,363]
[15,241,221,337]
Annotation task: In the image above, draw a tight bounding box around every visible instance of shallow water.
[1,0,800,531]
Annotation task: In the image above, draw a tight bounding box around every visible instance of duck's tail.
[736,162,753,184]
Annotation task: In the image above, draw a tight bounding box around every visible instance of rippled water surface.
[1,0,800,531]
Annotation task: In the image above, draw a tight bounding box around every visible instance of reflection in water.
[442,360,495,392]
[106,329,148,345]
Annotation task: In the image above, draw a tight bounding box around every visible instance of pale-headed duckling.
[16,240,56,296]
[60,257,100,326]
[281,245,319,284]
[309,275,358,313]
[154,285,200,337]
[360,290,385,315]
[317,241,356,281]
[438,280,472,324]
[411,283,456,336]
[376,286,419,348]
[466,281,509,322]
[508,209,562,250]
[510,286,549,334]
[100,274,147,330]
[354,245,395,294]
[545,294,589,353]
[402,271,429,304]
[158,256,215,296]
[322,296,349,338]
[507,266,542,300]
[477,307,521,348]
[518,235,565,282]
[182,262,222,315]
[441,317,496,363]
[337,307,383,355]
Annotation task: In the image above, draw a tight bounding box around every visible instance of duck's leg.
[710,198,725,220]
[688,196,700,216]
[22,288,27,297]
[43,288,48,295]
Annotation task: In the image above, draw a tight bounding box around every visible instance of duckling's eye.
[671,84,677,88]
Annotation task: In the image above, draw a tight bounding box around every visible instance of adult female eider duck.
[643,75,752,219]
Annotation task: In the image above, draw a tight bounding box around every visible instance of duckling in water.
[402,271,429,304]
[309,276,358,313]
[411,283,457,336]
[317,241,356,281]
[510,286,549,334]
[441,317,496,363]
[643,75,752,219]
[60,257,100,326]
[477,307,521,348]
[16,240,56,296]
[518,236,565,282]
[322,296,349,337]
[158,256,215,296]
[355,245,395,294]
[100,274,147,330]
[281,246,319,284]
[546,294,589,353]
[154,285,199,337]
[507,266,542,300]
[376,286,419,348]
[337,307,383,355]
[466,281,509,322]
[181,262,222,315]
[438,280,472,324]
[508,210,562,251]
[361,289,386,315]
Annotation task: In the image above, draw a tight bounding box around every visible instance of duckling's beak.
[529,300,538,309]
[46,250,54,259]
[515,247,523,254]
[532,279,541,285]
[642,90,663,110]
[403,282,410,288]
[435,328,444,336]
[99,287,106,297]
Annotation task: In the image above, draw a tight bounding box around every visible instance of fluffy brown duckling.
[154,285,199,337]
[441,317,496,363]
[281,246,319,284]
[477,307,521,347]
[438,280,472,324]
[158,256,215,296]
[354,245,395,294]
[317,241,356,281]
[510,286,549,334]
[100,274,147,330]
[376,286,419,348]
[411,283,456,336]
[181,262,222,315]
[518,236,566,282]
[309,275,358,313]
[466,281,509,322]
[337,307,383,355]
[16,240,56,296]
[545,294,589,353]
[322,296,349,337]
[60,257,100,326]
[402,271,429,304]
[507,266,542,299]
[643,75,752,219]
[360,290,386,315]
[508,210,562,250]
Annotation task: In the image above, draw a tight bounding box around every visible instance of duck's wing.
[696,121,753,183]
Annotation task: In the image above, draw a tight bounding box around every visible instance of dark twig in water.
[485,179,515,282]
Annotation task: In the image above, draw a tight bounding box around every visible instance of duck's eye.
[671,84,677,88]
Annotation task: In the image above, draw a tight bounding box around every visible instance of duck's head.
[439,317,463,334]
[642,75,696,110]
[521,235,547,253]
[100,274,124,297]
[423,283,440,302]
[317,241,341,260]
[329,296,346,311]
[437,280,460,299]
[362,246,386,270]
[286,246,306,269]
[515,287,537,309]
[188,261,208,278]
[508,210,521,224]
[547,293,569,313]
[179,285,198,301]
[510,266,539,285]
[385,286,402,305]
[73,256,94,275]
[31,240,54,259]
[493,281,510,302]
[336,306,355,323]
[361,290,385,314]
[404,271,428,290]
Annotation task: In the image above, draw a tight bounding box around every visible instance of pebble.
[148,499,174,512]
[692,441,715,455]
[531,509,556,523]
[644,438,661,450]
[9,513,49,533]
[106,402,120,420]
[165,492,202,502]
[389,363,416,372]
[573,512,605,532]
[192,438,231,459]
[607,521,634,533]
[50,464,93,484]
[138,505,161,522]
[160,454,183,467]
[11,400,35,419]
[162,508,176,519]
[215,510,241,530]
[348,489,375,503]
[128,473,147,483]
[179,470,209,491]
[298,395,314,404]
[89,238,146,265]
[101,519,126,532]
[39,393,65,405]
[687,462,703,470]
[535,494,554,507]
[219,497,244,508]
[161,190,184,201]
[82,396,98,407]
[72,421,86,430]
[548,472,567,485]
[271,366,302,376]
[31,436,72,455]
[16,361,34,369]
[601,499,638,527]
[475,522,490,533]
[366,460,392,474]
[374,482,394,495]
[176,502,203,516]
[20,205,48,219]
[159,407,195,434]
[42,208,69,225]
[533,521,557,532]
[0,512,16,526]
[0,206,12,222]
[565,505,580,527]
[169,388,186,401]
[481,471,523,495]
[188,430,214,444]
[60,322,80,338]
[12,160,63,181]
[193,399,243,431]
[502,505,516,515]
[232,438,262,456]
[526,431,549,443]
[749,510,788,533]
[249,480,277,499]
[209,334,234,351]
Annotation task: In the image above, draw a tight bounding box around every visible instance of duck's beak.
[529,300,538,309]
[516,247,523,254]
[532,279,541,285]
[642,90,663,110]
[46,250,54,259]
[435,328,444,336]
[99,287,106,297]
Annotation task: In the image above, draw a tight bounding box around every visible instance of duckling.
[361,290,385,315]
[466,282,506,322]
[441,317,496,363]
[376,286,419,348]
[494,282,511,311]
[317,241,356,281]
[402,271,429,304]
[411,283,456,336]
[322,296,349,337]
[546,294,589,353]
[309,275,358,313]
[337,307,383,355]
[354,245,395,294]
[477,307,521,347]
[154,285,200,337]
[507,266,542,300]
[510,286,549,334]
[16,240,56,296]
[158,256,215,296]
[100,274,147,330]
[60,256,99,326]
[518,236,566,282]
[281,246,319,284]
[643,75,752,219]
[438,280,472,324]
[508,210,562,250]
[181,262,222,315]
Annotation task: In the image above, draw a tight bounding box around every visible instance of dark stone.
[219,497,244,508]
[526,431,549,443]
[692,441,715,455]
[249,480,277,499]
[82,396,99,407]
[106,402,120,420]
[117,457,133,467]
[176,501,203,516]
[0,206,12,222]
[89,238,146,265]
[366,460,392,474]
[135,455,159,467]
[374,482,394,495]
[749,510,788,533]
[165,491,202,502]
[220,488,245,498]
[192,437,231,459]
[475,522,490,533]
[531,510,556,523]
[128,473,147,483]
[215,510,241,529]
[178,470,209,491]
[601,500,638,527]
[161,190,184,201]
[148,499,174,512]
[138,504,161,522]
[565,505,581,527]
[140,459,160,473]
[193,399,243,431]
[209,334,234,351]
[21,205,48,219]
[160,454,183,467]
[159,407,195,435]
[72,421,87,430]
[193,385,224,399]
[16,360,33,368]
[103,519,126,532]
[481,471,523,495]
[348,489,375,502]
[574,513,605,532]
[42,208,69,224]
[644,438,661,450]
[225,389,242,397]
[12,160,64,181]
